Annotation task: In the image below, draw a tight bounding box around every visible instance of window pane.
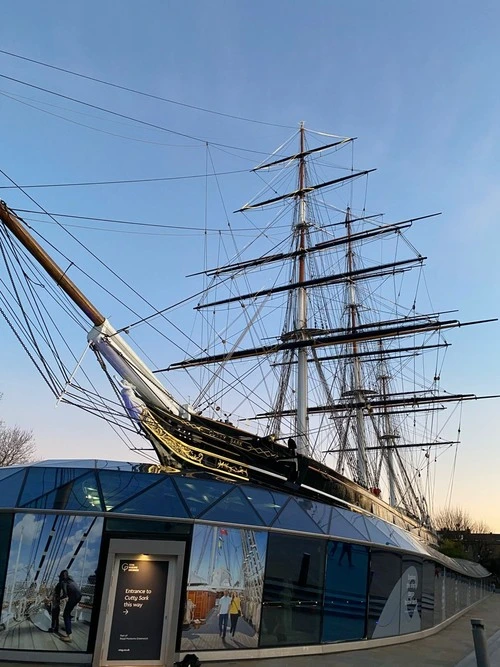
[173,477,231,517]
[112,477,188,518]
[24,471,103,511]
[241,487,289,525]
[0,471,25,508]
[181,525,268,652]
[271,498,323,534]
[421,560,435,629]
[19,467,87,506]
[98,470,164,511]
[368,550,402,638]
[400,556,422,633]
[322,541,368,642]
[0,514,13,607]
[329,507,369,542]
[200,488,264,526]
[260,533,326,647]
[0,513,104,652]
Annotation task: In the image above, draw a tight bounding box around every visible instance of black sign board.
[107,559,169,661]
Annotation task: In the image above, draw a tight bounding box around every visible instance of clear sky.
[0,1,499,529]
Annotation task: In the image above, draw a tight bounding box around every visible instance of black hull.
[140,407,435,544]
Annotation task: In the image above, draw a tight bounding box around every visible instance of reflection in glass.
[24,472,102,511]
[421,560,435,630]
[200,488,264,526]
[173,477,231,517]
[322,541,368,642]
[400,556,422,634]
[112,477,188,518]
[19,468,87,507]
[260,533,325,647]
[271,498,323,534]
[0,513,103,652]
[240,487,289,525]
[181,525,267,651]
[0,471,26,508]
[434,565,445,623]
[0,514,13,605]
[98,470,164,511]
[368,550,402,638]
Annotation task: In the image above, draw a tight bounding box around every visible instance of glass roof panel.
[19,467,90,506]
[173,477,232,517]
[295,498,332,533]
[329,507,370,542]
[0,467,25,481]
[0,470,25,507]
[271,498,323,533]
[27,459,148,470]
[362,516,399,547]
[98,470,165,511]
[112,477,188,518]
[23,471,103,511]
[240,486,289,525]
[199,487,264,525]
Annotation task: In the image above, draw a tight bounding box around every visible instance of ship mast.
[295,122,309,455]
[345,208,368,486]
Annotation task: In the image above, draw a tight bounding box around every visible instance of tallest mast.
[295,122,309,455]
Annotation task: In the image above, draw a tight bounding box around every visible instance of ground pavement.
[218,594,500,667]
[1,594,499,666]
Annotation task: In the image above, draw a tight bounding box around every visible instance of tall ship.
[0,125,496,544]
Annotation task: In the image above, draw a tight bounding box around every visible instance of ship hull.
[140,407,435,543]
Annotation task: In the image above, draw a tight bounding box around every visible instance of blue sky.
[0,1,499,529]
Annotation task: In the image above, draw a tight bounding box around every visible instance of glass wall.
[368,550,402,638]
[181,525,268,652]
[0,513,103,652]
[260,533,326,647]
[421,560,435,630]
[400,556,422,634]
[322,541,368,642]
[0,514,13,612]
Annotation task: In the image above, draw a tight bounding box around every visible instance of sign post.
[107,559,169,661]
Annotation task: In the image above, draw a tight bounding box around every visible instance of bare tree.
[434,507,488,534]
[0,422,36,466]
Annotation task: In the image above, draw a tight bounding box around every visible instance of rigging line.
[0,301,64,397]
[21,217,216,238]
[16,209,292,234]
[16,210,236,233]
[0,72,292,156]
[0,48,295,129]
[0,169,249,191]
[0,235,62,391]
[446,401,463,509]
[1,229,81,379]
[2,173,203,353]
[0,90,206,147]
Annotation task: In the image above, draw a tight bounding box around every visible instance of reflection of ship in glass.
[185,525,266,635]
[0,514,102,652]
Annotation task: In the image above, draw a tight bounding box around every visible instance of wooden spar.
[196,257,424,309]
[252,137,354,171]
[235,169,376,212]
[165,318,495,370]
[0,201,105,327]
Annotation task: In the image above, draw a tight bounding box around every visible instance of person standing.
[217,590,231,639]
[48,575,64,633]
[229,591,242,637]
[59,570,82,642]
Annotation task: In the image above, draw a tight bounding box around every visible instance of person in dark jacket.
[59,570,82,642]
[48,577,64,633]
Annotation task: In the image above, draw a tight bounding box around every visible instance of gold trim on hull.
[141,410,250,481]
